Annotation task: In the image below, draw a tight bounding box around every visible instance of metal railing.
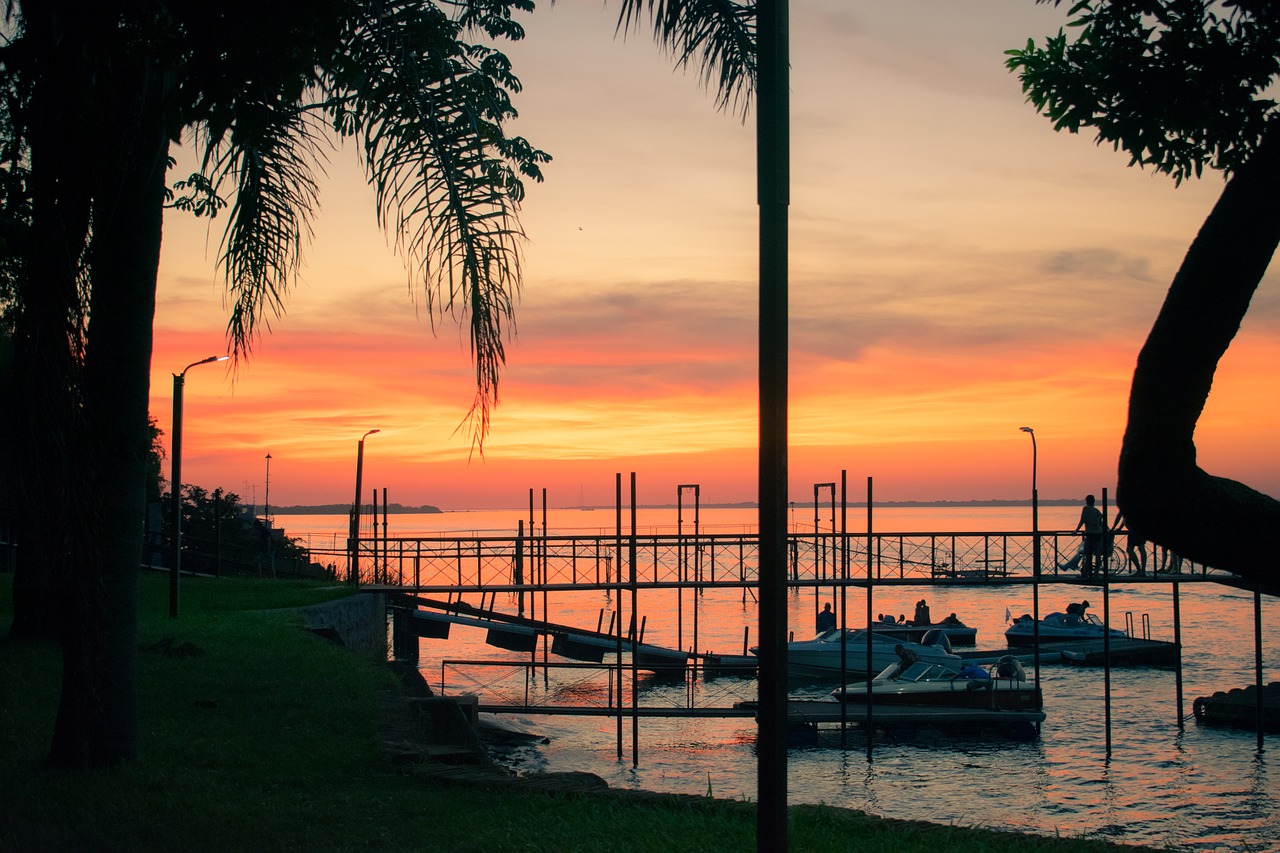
[312,529,1224,590]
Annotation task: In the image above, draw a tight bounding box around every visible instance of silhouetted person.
[816,602,836,634]
[913,599,932,625]
[1113,512,1147,576]
[1073,494,1104,579]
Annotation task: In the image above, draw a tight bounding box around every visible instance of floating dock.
[742,700,1045,729]
[1049,637,1180,666]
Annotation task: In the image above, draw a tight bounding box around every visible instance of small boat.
[754,628,961,678]
[831,655,1043,711]
[867,617,977,647]
[1004,610,1128,647]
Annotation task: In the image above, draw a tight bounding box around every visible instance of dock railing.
[306,529,1224,591]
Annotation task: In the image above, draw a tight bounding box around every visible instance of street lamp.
[347,429,380,584]
[1019,426,1038,576]
[264,453,272,527]
[1019,425,1042,688]
[170,355,228,618]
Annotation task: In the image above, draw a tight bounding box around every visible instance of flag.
[1004,606,1011,623]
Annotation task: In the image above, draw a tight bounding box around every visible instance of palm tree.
[3,0,546,768]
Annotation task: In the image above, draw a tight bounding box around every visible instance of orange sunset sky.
[150,1,1280,512]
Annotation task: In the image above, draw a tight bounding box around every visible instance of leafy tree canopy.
[1006,0,1280,183]
[1007,0,1280,589]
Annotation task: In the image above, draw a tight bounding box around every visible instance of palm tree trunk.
[1118,122,1280,591]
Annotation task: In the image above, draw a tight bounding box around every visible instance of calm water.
[285,506,1280,851]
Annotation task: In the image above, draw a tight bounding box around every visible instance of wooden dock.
[473,699,1044,730]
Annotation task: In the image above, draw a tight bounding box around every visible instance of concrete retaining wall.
[299,592,387,660]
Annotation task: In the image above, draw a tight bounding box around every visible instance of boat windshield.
[887,661,960,683]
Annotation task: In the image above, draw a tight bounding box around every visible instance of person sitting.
[942,612,963,626]
[913,599,932,626]
[958,662,990,680]
[897,613,907,624]
[995,655,1028,681]
[892,644,919,677]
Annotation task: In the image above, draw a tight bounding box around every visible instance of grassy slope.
[0,573,1143,852]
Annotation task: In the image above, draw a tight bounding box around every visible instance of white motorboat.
[1004,610,1128,647]
[831,655,1043,711]
[753,628,961,678]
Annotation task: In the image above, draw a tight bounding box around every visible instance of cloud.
[1041,248,1155,282]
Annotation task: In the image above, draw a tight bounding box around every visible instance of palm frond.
[616,0,756,118]
[328,1,548,448]
[197,103,330,359]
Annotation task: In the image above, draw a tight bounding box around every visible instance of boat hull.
[834,679,1043,711]
[768,630,961,678]
[1005,612,1127,648]
[869,623,977,646]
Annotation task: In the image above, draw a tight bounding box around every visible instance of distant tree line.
[273,503,442,515]
[154,485,328,579]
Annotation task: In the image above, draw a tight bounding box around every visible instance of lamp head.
[1019,426,1034,435]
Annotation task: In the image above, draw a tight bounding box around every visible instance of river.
[280,505,1280,851]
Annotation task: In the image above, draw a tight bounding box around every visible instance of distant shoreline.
[271,498,1084,514]
[271,503,442,515]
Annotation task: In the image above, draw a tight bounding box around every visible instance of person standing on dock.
[816,602,837,634]
[1113,512,1147,576]
[1073,494,1105,580]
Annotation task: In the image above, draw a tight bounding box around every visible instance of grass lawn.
[0,572,1145,852]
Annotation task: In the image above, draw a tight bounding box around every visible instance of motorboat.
[867,617,977,647]
[1004,610,1128,647]
[831,655,1043,711]
[753,627,961,678]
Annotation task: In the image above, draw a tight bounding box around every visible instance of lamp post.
[1019,427,1039,575]
[1019,425,1042,688]
[264,453,272,527]
[347,429,379,584]
[170,355,228,618]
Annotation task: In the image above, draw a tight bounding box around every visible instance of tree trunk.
[32,2,171,769]
[1118,122,1280,593]
[8,0,94,643]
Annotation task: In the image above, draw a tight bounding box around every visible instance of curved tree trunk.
[1118,122,1280,593]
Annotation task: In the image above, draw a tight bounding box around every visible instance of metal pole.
[169,355,224,618]
[615,472,624,760]
[1021,427,1041,688]
[169,371,184,617]
[1255,585,1264,750]
[348,429,378,585]
[1102,488,1112,755]
[865,476,874,753]
[630,472,639,767]
[839,470,848,745]
[264,453,272,527]
[756,2,790,847]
